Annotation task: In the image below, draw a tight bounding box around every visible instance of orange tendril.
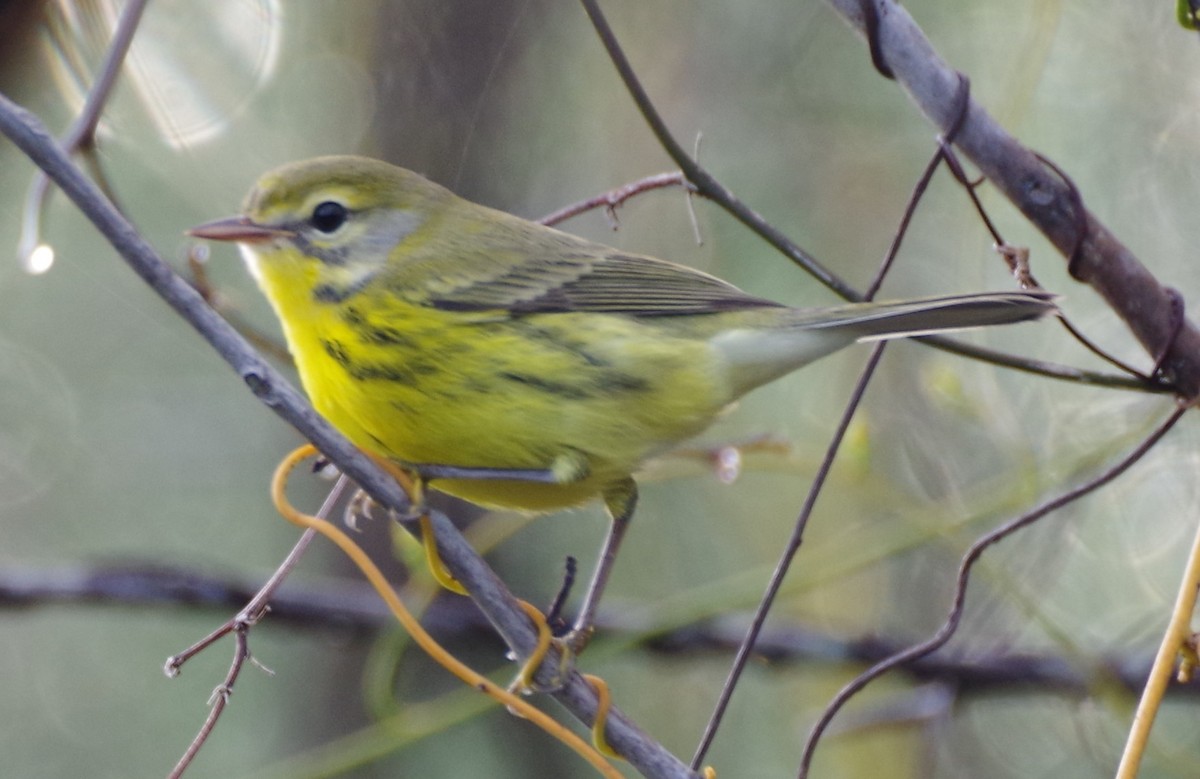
[366,454,468,595]
[583,674,620,759]
[271,445,621,779]
[512,600,557,693]
[419,513,469,595]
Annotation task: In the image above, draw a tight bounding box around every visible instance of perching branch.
[0,96,698,779]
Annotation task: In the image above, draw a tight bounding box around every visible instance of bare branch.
[163,477,344,679]
[823,0,1200,397]
[693,342,887,769]
[577,0,1163,394]
[694,132,956,767]
[166,622,252,779]
[18,0,149,269]
[537,171,693,228]
[0,561,1187,701]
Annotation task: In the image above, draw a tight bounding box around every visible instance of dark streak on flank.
[366,431,395,456]
[349,362,421,385]
[500,371,592,400]
[461,377,493,396]
[313,283,352,303]
[322,338,423,386]
[502,321,653,395]
[321,338,352,368]
[509,320,613,370]
[363,326,419,349]
[388,399,414,414]
[341,306,421,349]
[596,371,651,393]
[405,360,441,376]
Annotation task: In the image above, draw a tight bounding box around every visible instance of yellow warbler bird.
[190,155,1054,647]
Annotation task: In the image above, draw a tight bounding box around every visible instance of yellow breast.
[253,252,730,512]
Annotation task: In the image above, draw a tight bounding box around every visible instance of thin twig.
[929,94,1165,387]
[18,0,149,268]
[693,131,952,768]
[576,0,1157,394]
[578,0,854,301]
[537,171,693,228]
[165,477,346,778]
[691,342,887,770]
[67,1,150,147]
[164,479,346,677]
[167,627,252,779]
[797,403,1188,778]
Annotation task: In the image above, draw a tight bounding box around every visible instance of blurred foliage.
[1,1,1199,777]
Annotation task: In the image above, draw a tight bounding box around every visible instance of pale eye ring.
[310,201,349,233]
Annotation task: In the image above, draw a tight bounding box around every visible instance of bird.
[189,155,1055,649]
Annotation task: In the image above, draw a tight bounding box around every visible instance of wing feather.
[429,244,777,314]
[424,226,782,316]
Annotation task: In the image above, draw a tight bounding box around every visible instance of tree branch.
[824,0,1200,396]
[577,0,1162,394]
[0,562,1183,700]
[0,95,696,779]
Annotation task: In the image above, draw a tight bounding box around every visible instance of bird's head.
[189,155,448,303]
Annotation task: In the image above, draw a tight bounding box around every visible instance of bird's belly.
[292,312,729,513]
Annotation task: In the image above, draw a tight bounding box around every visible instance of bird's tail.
[806,290,1059,340]
[712,290,1057,398]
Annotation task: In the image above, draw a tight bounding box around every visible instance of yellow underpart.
[255,247,732,513]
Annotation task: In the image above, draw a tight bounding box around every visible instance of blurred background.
[2,1,1200,777]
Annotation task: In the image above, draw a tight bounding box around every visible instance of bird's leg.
[510,479,636,695]
[560,478,638,655]
[404,452,591,597]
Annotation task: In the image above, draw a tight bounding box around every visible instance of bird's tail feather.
[713,290,1056,398]
[797,290,1058,339]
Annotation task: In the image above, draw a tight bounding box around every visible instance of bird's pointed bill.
[188,216,293,243]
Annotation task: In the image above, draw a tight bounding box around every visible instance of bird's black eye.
[310,201,348,233]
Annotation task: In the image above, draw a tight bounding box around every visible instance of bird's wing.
[421,226,781,317]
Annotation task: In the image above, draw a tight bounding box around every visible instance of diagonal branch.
[577,0,1160,394]
[823,0,1200,397]
[0,95,698,779]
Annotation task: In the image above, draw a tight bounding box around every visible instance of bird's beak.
[187,216,293,243]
